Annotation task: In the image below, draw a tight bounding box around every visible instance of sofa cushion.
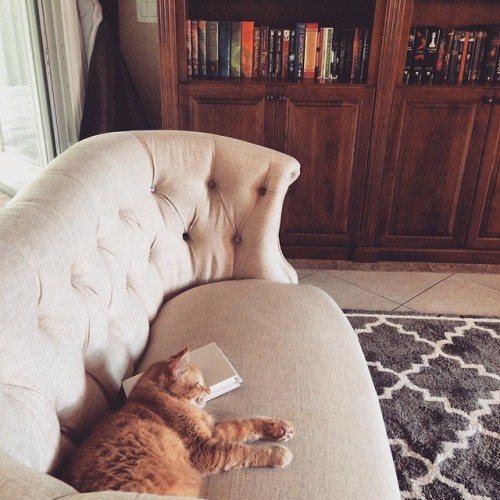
[139,279,400,500]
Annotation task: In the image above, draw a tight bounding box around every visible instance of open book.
[122,342,242,401]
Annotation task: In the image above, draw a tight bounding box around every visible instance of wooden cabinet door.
[179,82,276,148]
[467,90,500,249]
[375,87,494,249]
[277,85,375,256]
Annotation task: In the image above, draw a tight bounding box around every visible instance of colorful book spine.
[483,26,500,84]
[186,20,192,77]
[274,29,283,78]
[259,26,269,78]
[268,28,276,78]
[218,21,231,78]
[422,26,441,84]
[359,27,370,83]
[303,22,319,79]
[252,26,261,78]
[288,29,296,77]
[281,29,290,79]
[241,21,255,78]
[206,20,219,77]
[294,22,306,80]
[230,21,241,78]
[191,20,199,77]
[410,27,428,84]
[350,27,365,83]
[197,20,207,77]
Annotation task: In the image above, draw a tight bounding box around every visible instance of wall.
[118,0,162,129]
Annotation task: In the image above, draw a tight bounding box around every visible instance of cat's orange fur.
[64,348,294,496]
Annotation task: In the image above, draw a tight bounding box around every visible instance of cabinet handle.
[277,95,286,101]
[482,97,494,104]
[265,94,275,101]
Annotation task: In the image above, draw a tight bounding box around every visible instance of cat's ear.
[167,347,190,380]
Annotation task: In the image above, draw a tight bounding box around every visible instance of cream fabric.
[0,131,299,476]
[140,280,400,500]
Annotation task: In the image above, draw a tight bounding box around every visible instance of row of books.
[186,20,370,83]
[404,25,500,85]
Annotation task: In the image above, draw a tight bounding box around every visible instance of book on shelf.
[241,21,255,78]
[206,20,219,77]
[218,21,231,78]
[404,24,500,86]
[197,20,207,77]
[230,21,241,78]
[185,18,371,84]
[303,22,319,79]
[122,343,242,401]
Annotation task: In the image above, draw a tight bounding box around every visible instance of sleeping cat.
[64,347,294,496]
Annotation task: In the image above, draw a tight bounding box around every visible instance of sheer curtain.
[38,0,103,154]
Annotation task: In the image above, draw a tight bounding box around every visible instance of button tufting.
[208,180,216,189]
[182,232,190,241]
[150,185,156,193]
[259,187,267,196]
[233,234,241,244]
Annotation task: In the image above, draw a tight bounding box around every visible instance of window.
[0,0,54,193]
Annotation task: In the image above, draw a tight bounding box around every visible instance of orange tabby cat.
[64,347,294,497]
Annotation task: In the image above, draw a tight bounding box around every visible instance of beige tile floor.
[2,189,500,317]
[290,259,500,317]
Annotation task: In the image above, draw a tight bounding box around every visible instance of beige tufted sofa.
[0,131,399,500]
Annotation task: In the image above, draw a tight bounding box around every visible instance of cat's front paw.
[269,445,293,468]
[263,419,295,442]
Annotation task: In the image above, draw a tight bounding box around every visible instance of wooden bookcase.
[159,0,500,263]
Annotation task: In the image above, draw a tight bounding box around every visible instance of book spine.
[482,26,500,84]
[437,29,454,84]
[241,21,255,78]
[304,22,319,79]
[350,27,364,83]
[230,21,241,78]
[322,27,333,80]
[191,20,199,77]
[422,26,441,84]
[252,26,261,78]
[468,30,484,84]
[410,27,428,84]
[359,27,370,83]
[218,21,231,78]
[281,29,290,79]
[198,20,207,77]
[446,31,461,84]
[294,22,306,80]
[206,20,219,77]
[259,26,269,78]
[404,28,416,84]
[288,29,296,78]
[330,27,340,82]
[186,20,192,77]
[461,31,476,84]
[275,29,283,78]
[268,28,276,78]
[454,30,469,83]
[433,31,447,84]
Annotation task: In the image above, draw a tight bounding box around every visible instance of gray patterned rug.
[345,312,500,500]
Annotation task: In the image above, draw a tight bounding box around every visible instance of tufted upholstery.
[0,131,300,474]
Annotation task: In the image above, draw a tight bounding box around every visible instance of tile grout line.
[398,273,455,309]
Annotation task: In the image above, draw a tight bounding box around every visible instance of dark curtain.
[79,0,148,140]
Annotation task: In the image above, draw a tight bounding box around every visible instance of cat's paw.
[269,445,293,468]
[263,419,295,442]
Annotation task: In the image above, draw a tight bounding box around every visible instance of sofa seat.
[139,279,400,500]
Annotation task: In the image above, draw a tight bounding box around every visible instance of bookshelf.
[159,0,500,263]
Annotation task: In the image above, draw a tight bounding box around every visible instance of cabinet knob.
[483,97,494,104]
[277,95,286,101]
[265,94,275,101]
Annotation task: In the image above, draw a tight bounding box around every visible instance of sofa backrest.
[0,131,299,473]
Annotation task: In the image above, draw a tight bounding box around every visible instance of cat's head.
[150,348,211,408]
